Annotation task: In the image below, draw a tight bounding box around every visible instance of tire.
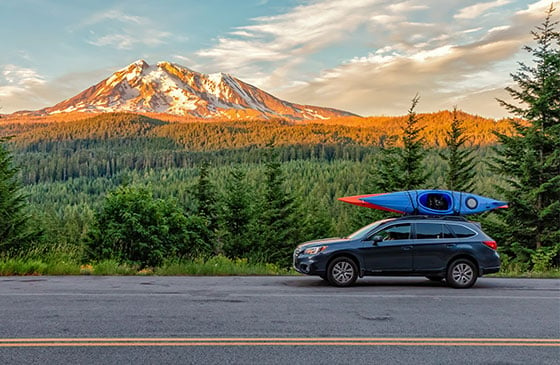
[446,259,478,288]
[426,276,443,282]
[327,257,358,287]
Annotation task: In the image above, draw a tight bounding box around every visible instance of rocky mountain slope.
[34,60,355,120]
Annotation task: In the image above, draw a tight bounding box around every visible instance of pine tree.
[222,168,253,258]
[492,5,560,254]
[369,95,429,191]
[399,94,429,190]
[354,95,429,227]
[195,161,217,223]
[193,161,220,253]
[257,146,298,267]
[0,137,40,254]
[440,107,477,192]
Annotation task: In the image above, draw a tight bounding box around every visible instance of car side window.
[448,224,477,238]
[415,223,453,239]
[373,223,411,241]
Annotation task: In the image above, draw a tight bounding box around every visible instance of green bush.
[531,245,560,273]
[85,186,199,267]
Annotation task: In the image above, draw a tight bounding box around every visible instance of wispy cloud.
[0,65,110,112]
[196,0,386,76]
[81,9,173,50]
[84,9,147,26]
[455,0,512,19]
[0,64,45,96]
[276,0,549,118]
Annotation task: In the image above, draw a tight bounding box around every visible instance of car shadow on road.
[284,276,499,289]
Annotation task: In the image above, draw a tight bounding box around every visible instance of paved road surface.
[0,276,558,364]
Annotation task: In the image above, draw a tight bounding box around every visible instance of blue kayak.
[338,190,508,216]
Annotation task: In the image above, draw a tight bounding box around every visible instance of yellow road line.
[0,338,558,347]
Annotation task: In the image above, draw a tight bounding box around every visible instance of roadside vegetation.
[0,7,558,277]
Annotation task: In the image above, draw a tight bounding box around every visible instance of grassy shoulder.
[0,255,558,277]
[0,255,296,276]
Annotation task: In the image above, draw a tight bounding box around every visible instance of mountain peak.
[39,61,356,120]
[127,59,150,70]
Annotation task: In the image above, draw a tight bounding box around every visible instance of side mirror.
[372,235,383,245]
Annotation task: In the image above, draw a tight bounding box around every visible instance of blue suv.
[293,216,500,288]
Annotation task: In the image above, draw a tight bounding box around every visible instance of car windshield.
[346,219,394,240]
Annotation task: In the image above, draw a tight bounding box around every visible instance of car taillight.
[483,241,497,250]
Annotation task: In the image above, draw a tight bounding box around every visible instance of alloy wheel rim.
[452,263,474,285]
[333,261,354,284]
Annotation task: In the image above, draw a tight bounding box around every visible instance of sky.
[0,0,555,118]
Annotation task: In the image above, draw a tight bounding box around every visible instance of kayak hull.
[338,190,507,216]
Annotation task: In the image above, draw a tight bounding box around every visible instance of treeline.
[0,110,512,185]
[13,142,376,184]
[0,110,513,151]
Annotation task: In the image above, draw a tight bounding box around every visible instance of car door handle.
[402,246,413,250]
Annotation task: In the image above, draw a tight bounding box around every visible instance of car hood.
[297,237,350,250]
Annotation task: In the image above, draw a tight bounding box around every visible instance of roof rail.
[395,215,469,222]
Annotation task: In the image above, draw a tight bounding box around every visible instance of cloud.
[84,9,147,26]
[87,30,172,50]
[0,65,111,113]
[0,65,45,96]
[196,0,386,75]
[81,9,173,50]
[455,0,512,20]
[275,0,547,119]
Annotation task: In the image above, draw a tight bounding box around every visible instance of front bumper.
[293,251,328,275]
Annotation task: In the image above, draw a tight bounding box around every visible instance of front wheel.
[327,257,358,287]
[447,259,477,288]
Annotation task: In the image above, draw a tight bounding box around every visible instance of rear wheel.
[327,257,358,287]
[447,259,477,288]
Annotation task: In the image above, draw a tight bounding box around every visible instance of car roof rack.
[394,215,469,222]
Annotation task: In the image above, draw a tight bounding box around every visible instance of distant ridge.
[20,60,356,121]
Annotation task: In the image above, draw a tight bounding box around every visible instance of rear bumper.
[481,266,500,275]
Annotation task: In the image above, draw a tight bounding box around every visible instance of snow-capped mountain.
[39,60,355,120]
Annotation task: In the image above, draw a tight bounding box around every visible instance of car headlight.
[303,246,327,255]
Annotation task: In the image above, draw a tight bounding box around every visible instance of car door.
[361,223,413,272]
[412,223,454,272]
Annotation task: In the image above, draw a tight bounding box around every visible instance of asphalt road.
[0,276,558,364]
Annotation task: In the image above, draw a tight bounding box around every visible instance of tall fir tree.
[222,168,253,258]
[193,161,220,252]
[0,137,40,254]
[355,95,429,227]
[492,5,560,253]
[399,94,429,190]
[257,146,298,267]
[440,107,477,192]
[372,94,428,192]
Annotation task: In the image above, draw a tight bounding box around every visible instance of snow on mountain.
[38,60,355,120]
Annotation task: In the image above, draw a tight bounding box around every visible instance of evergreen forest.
[0,7,558,274]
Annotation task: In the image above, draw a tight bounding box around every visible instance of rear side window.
[448,224,477,238]
[415,223,454,239]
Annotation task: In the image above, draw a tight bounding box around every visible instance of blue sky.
[0,0,554,118]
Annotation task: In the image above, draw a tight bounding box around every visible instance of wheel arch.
[326,252,362,277]
[447,254,480,276]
